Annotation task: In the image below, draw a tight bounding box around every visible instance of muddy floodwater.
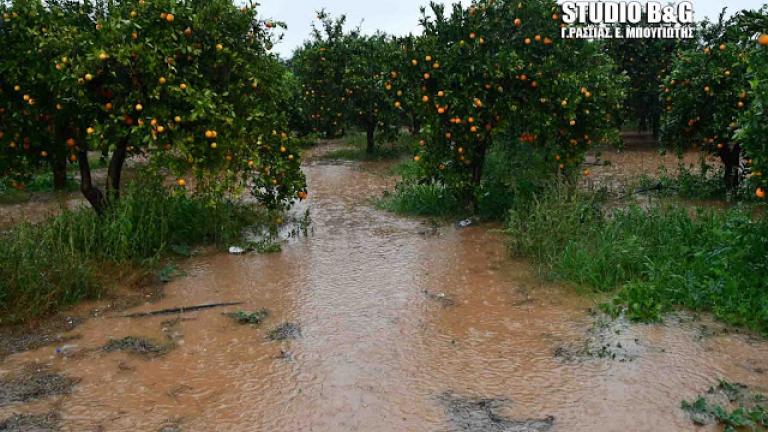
[2,144,768,431]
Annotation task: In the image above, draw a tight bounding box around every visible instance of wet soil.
[585,142,714,194]
[1,142,767,431]
[0,364,78,407]
[0,164,139,230]
[0,411,60,432]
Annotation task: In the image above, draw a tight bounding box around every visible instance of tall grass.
[507,187,768,332]
[380,137,558,220]
[0,180,265,324]
[378,180,463,217]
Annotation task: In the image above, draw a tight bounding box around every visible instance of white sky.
[257,0,767,58]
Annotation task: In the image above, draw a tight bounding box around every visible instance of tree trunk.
[410,113,421,135]
[720,143,741,194]
[78,149,105,215]
[106,142,128,202]
[52,152,68,191]
[366,123,376,155]
[469,137,490,214]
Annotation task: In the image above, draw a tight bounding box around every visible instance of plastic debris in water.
[455,218,475,228]
[228,246,246,255]
[55,344,80,356]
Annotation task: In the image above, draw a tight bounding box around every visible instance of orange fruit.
[757,188,766,199]
[758,34,768,46]
[177,178,186,187]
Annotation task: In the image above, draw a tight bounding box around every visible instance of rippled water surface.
[2,145,768,431]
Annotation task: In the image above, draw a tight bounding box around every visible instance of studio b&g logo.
[560,1,696,39]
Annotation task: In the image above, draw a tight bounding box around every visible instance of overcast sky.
[257,0,767,58]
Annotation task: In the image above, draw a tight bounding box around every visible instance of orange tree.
[387,0,625,208]
[603,29,683,136]
[291,10,348,139]
[1,0,305,213]
[389,34,426,135]
[0,0,94,191]
[735,10,768,200]
[660,9,766,193]
[343,31,401,154]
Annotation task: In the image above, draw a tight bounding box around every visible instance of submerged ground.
[1,143,767,431]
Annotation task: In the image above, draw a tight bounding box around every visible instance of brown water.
[2,145,768,431]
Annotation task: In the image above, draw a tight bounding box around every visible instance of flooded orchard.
[2,145,768,431]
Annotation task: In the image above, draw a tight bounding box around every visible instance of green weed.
[507,186,768,332]
[682,381,768,431]
[226,309,269,325]
[378,181,464,218]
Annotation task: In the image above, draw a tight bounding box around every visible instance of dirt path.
[1,143,767,431]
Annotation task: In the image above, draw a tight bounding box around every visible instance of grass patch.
[637,161,763,202]
[24,172,80,193]
[507,186,768,332]
[378,181,465,218]
[322,132,416,161]
[0,179,273,325]
[0,186,30,204]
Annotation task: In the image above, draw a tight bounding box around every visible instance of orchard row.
[291,1,768,204]
[0,0,305,213]
[2,0,767,214]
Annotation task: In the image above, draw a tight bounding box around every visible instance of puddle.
[1,142,767,431]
